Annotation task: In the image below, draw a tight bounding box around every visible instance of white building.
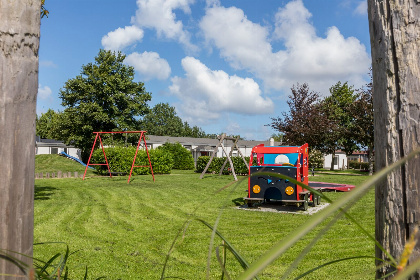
[35,136,81,160]
[145,135,279,164]
[323,151,348,170]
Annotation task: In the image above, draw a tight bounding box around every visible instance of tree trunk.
[368,0,420,278]
[0,1,40,278]
[368,145,374,176]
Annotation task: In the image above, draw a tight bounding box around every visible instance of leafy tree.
[270,133,284,144]
[351,73,374,175]
[269,83,328,150]
[321,81,358,170]
[181,121,207,138]
[36,109,62,139]
[142,103,184,136]
[142,102,207,138]
[58,49,152,161]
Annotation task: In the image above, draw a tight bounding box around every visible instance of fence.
[35,171,83,179]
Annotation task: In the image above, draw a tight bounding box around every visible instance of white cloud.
[101,25,144,51]
[39,60,57,68]
[131,0,197,51]
[200,0,370,95]
[169,57,274,123]
[354,1,367,15]
[125,51,171,80]
[38,85,52,100]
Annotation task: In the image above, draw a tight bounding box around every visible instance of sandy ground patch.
[237,201,330,215]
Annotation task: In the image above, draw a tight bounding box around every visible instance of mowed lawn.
[34,158,375,279]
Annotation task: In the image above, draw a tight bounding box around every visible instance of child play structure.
[83,131,154,183]
[245,143,320,210]
[199,133,249,181]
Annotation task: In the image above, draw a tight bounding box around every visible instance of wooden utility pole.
[0,0,41,278]
[368,0,420,278]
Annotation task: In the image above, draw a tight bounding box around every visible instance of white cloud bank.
[101,25,144,51]
[38,84,52,100]
[170,57,274,123]
[125,51,171,80]
[131,0,197,51]
[200,0,370,94]
[354,1,367,15]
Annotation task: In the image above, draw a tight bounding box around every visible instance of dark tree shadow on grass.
[34,185,57,200]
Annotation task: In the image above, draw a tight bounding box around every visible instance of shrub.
[157,142,195,170]
[92,146,173,175]
[196,156,250,175]
[348,160,373,171]
[309,149,323,169]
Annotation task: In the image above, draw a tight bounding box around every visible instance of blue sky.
[38,0,371,141]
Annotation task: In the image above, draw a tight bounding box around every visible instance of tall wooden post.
[0,0,41,278]
[368,0,420,278]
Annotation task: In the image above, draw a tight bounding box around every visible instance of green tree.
[143,103,184,136]
[36,109,62,139]
[181,121,207,138]
[270,133,284,144]
[142,103,207,138]
[321,81,358,170]
[269,83,328,150]
[58,49,151,161]
[351,73,374,175]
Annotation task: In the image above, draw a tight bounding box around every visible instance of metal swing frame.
[82,131,154,183]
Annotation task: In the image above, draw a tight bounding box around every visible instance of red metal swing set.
[82,131,154,183]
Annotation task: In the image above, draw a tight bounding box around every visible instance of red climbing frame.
[82,131,155,183]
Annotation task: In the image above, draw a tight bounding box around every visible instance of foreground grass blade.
[0,251,28,274]
[198,219,252,272]
[254,170,395,266]
[160,219,191,280]
[294,256,376,280]
[38,253,61,274]
[199,218,261,280]
[237,148,420,280]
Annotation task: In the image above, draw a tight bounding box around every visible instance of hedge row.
[348,160,374,171]
[92,147,174,175]
[196,156,250,175]
[157,142,195,170]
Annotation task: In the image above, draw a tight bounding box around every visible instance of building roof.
[145,135,279,148]
[35,136,75,148]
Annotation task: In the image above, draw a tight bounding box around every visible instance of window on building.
[51,147,58,154]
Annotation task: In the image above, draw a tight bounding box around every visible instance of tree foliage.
[58,49,152,161]
[36,109,62,139]
[143,102,206,138]
[350,73,374,174]
[322,81,358,157]
[269,83,328,150]
[270,80,374,171]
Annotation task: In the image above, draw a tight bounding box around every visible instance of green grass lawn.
[34,158,375,279]
[35,154,95,175]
